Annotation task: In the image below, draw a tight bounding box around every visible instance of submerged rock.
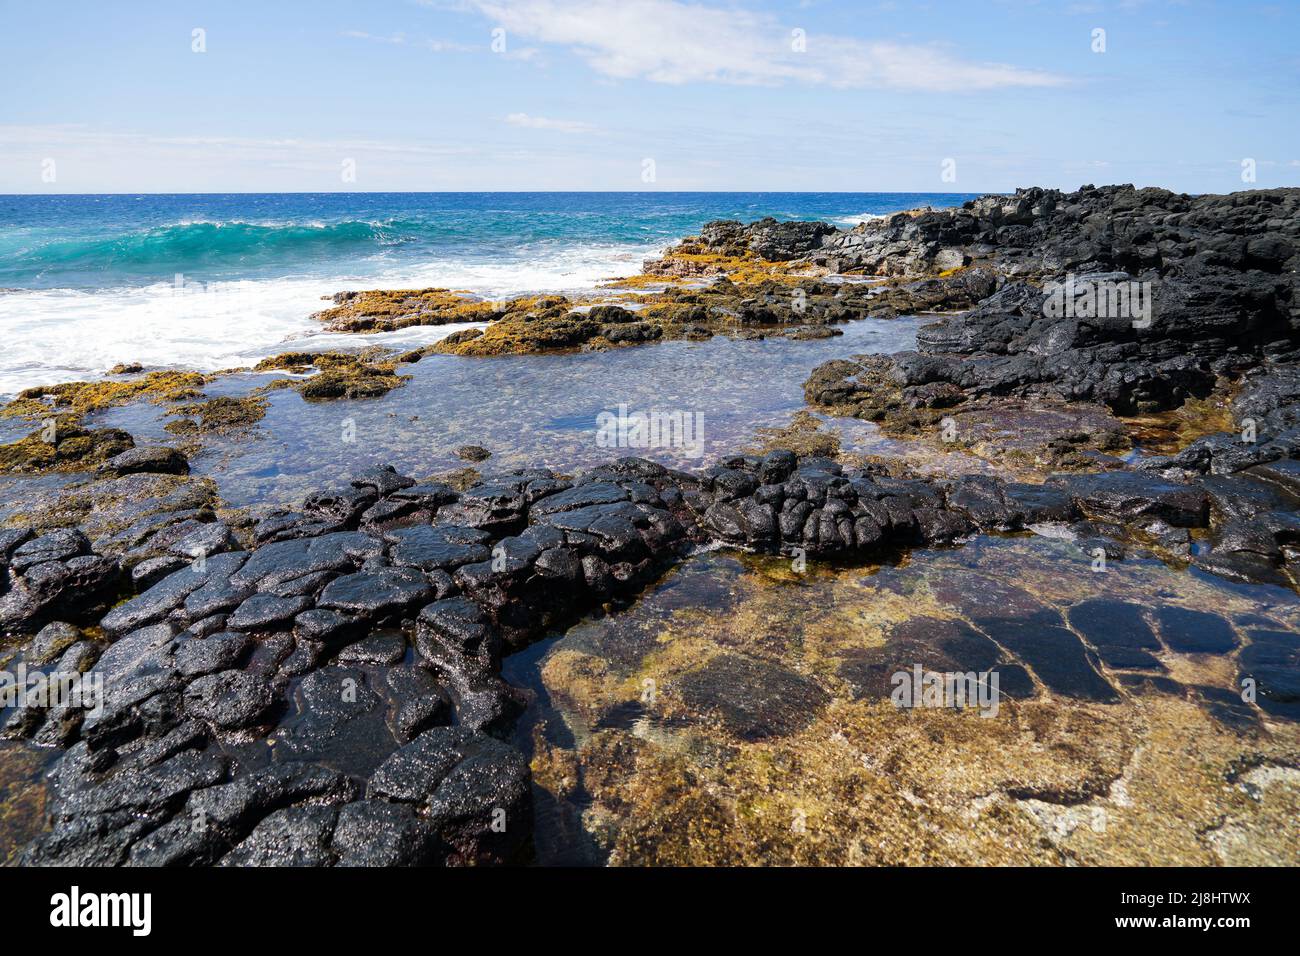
[1154,606,1239,654]
[674,653,829,741]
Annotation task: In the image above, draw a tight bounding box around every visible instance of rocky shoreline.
[1,184,1298,866]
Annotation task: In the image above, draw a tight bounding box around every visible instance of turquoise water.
[0,192,978,289]
[0,191,977,395]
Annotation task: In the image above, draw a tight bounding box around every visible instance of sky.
[1,0,1298,194]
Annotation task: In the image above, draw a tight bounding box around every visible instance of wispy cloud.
[341,29,476,53]
[341,30,408,45]
[0,125,475,156]
[467,0,1066,91]
[504,112,596,133]
[0,124,491,191]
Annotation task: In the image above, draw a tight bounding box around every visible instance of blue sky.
[1,0,1297,193]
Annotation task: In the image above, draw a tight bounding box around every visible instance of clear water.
[99,316,929,509]
[504,537,1300,865]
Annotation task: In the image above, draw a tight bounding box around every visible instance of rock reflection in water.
[507,535,1300,866]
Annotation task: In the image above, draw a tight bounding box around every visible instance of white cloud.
[341,30,409,45]
[0,125,474,156]
[341,29,476,53]
[504,112,596,133]
[0,124,484,191]
[469,0,1066,90]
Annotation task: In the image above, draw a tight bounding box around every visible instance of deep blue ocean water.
[0,191,978,393]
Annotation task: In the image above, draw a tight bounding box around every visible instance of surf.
[0,218,428,286]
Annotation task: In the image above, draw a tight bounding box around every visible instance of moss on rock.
[0,416,135,474]
[435,300,598,356]
[312,288,495,332]
[253,350,409,401]
[165,395,268,435]
[1,371,209,426]
[746,411,842,459]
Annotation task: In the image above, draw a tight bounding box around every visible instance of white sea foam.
[385,241,660,297]
[0,242,662,395]
[832,212,888,226]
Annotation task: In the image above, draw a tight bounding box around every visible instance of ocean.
[0,191,978,395]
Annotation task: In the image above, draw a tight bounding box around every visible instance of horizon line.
[0,188,998,198]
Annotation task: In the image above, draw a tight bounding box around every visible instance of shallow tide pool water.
[96,317,937,510]
[505,535,1300,866]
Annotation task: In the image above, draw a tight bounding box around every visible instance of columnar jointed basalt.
[6,434,1299,865]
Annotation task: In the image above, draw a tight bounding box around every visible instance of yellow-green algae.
[0,415,135,474]
[3,471,220,537]
[525,539,1300,866]
[254,350,409,401]
[314,289,571,334]
[164,394,269,436]
[1124,379,1239,456]
[427,467,482,492]
[0,744,51,865]
[744,410,842,459]
[0,371,210,474]
[1,371,209,424]
[434,298,596,357]
[316,260,839,358]
[635,249,810,285]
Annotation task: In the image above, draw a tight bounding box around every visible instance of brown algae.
[514,537,1300,866]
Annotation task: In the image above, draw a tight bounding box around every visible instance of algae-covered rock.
[672,652,829,741]
[0,421,136,474]
[2,371,208,424]
[436,303,598,356]
[165,395,267,435]
[525,537,1300,866]
[254,350,408,401]
[311,288,498,333]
